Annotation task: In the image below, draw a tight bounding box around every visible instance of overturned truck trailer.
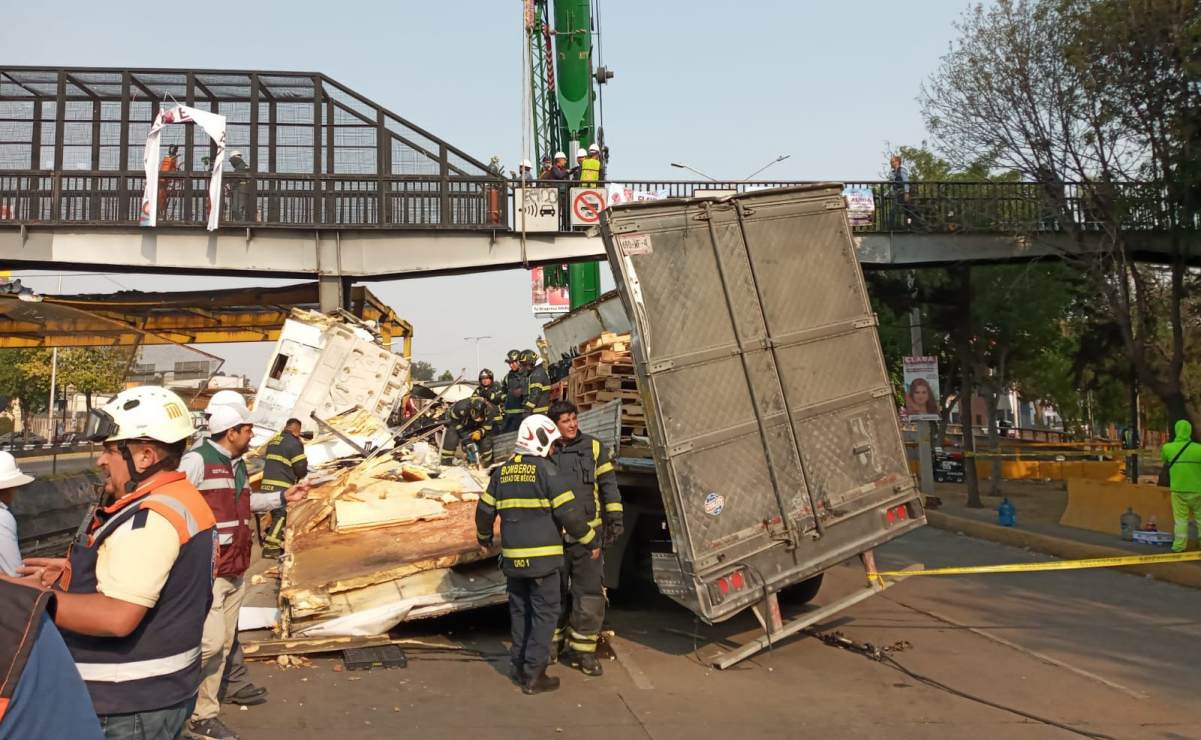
[598,184,925,667]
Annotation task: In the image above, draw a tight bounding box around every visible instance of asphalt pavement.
[226,528,1201,739]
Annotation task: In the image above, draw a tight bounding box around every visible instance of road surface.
[227,528,1201,739]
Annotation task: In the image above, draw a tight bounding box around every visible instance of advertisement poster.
[902,356,941,421]
[140,105,227,230]
[530,265,570,319]
[843,186,876,226]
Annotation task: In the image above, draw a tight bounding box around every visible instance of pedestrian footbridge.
[0,67,1188,308]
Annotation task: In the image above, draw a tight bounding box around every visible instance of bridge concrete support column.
[316,231,346,312]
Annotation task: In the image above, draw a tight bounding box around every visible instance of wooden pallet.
[580,332,631,354]
[579,375,639,393]
[572,349,633,370]
[580,389,640,405]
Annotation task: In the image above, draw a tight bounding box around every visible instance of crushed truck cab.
[599,184,925,625]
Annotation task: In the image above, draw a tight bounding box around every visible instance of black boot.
[560,649,603,676]
[510,663,527,687]
[521,667,561,695]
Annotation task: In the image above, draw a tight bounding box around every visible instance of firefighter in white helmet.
[14,386,217,738]
[475,414,597,695]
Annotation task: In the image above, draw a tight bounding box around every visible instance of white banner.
[607,183,664,207]
[140,106,227,231]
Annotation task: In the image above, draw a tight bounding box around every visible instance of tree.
[437,370,454,382]
[410,360,436,382]
[921,0,1201,433]
[0,349,51,431]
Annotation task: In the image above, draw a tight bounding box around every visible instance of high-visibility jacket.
[475,454,596,577]
[448,398,499,439]
[525,365,551,415]
[262,431,307,493]
[503,369,529,417]
[551,432,622,535]
[187,439,253,577]
[62,471,215,717]
[579,157,602,183]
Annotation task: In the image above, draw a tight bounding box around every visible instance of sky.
[3,0,968,380]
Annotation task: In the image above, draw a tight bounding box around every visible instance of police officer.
[501,349,529,433]
[522,349,551,417]
[475,415,598,695]
[260,418,308,558]
[474,368,505,409]
[548,400,623,675]
[441,396,499,467]
[16,386,216,738]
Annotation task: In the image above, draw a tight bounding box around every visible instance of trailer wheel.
[778,573,823,606]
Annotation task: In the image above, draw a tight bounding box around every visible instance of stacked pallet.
[569,332,645,439]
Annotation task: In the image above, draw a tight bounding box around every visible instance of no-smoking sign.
[569,187,607,227]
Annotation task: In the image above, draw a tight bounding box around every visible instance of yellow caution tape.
[869,550,1201,579]
[962,450,1137,459]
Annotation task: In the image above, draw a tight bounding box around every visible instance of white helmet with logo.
[516,414,561,458]
[553,151,567,161]
[87,386,195,445]
[575,148,587,159]
[588,143,600,154]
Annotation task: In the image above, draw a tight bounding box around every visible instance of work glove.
[603,512,624,546]
[469,430,483,442]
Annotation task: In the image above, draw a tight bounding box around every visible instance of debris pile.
[277,407,506,639]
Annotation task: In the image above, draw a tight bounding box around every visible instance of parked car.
[0,431,47,448]
[53,432,83,446]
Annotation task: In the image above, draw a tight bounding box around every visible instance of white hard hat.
[207,403,251,435]
[230,150,243,158]
[553,151,567,160]
[588,144,599,153]
[516,414,561,458]
[576,148,587,158]
[87,386,195,445]
[0,451,34,489]
[207,389,248,413]
[520,159,533,170]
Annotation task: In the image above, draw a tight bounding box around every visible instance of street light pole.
[743,154,791,181]
[463,336,493,377]
[669,162,720,182]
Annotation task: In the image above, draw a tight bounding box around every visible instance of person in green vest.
[579,144,603,184]
[1162,419,1201,552]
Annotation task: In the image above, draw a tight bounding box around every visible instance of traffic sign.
[570,187,607,227]
[517,187,560,232]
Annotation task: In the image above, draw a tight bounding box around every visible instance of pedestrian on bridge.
[0,451,34,576]
[1162,419,1201,553]
[888,154,915,230]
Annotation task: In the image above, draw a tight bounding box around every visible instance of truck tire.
[778,573,823,606]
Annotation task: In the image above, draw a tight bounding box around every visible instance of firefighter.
[474,368,505,409]
[441,396,499,467]
[522,349,551,416]
[475,414,598,694]
[548,400,623,675]
[14,386,216,738]
[501,349,529,433]
[260,418,308,559]
[179,403,309,740]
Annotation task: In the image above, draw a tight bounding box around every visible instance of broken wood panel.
[282,502,498,602]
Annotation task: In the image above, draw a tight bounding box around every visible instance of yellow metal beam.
[0,282,413,356]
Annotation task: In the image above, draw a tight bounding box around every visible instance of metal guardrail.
[0,174,1190,234]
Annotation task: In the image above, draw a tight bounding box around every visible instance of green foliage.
[0,349,51,419]
[437,370,454,382]
[410,360,436,382]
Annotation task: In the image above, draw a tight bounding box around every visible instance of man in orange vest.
[11,386,217,738]
[179,403,308,740]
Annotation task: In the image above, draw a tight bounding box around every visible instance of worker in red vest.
[10,386,217,738]
[179,403,308,740]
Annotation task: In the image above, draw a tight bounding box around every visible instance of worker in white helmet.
[571,148,589,181]
[548,152,572,228]
[580,144,603,184]
[0,451,34,576]
[517,159,535,186]
[14,386,218,738]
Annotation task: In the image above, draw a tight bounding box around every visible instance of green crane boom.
[526,0,609,310]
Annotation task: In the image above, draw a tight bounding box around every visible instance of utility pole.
[1128,368,1141,483]
[463,336,492,377]
[956,265,982,507]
